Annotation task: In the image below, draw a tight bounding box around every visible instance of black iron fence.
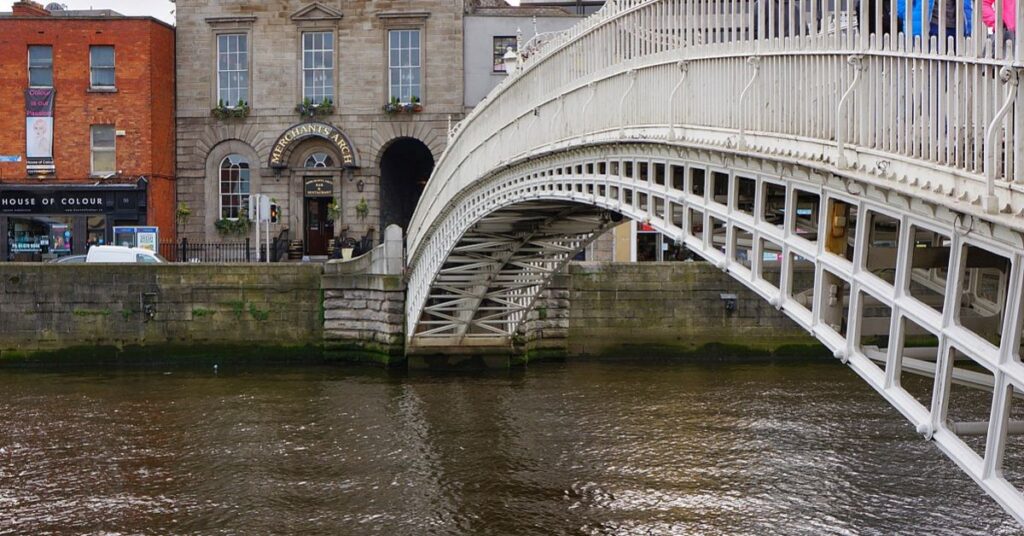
[160,238,252,263]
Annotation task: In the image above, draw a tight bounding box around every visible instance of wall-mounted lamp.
[720,293,737,313]
[356,179,364,192]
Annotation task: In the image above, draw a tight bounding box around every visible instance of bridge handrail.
[411,0,1024,260]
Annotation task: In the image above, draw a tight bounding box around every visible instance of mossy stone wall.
[562,262,821,358]
[0,264,323,361]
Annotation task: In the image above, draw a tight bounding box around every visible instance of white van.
[85,245,166,264]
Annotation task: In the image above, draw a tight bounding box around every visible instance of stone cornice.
[376,11,431,20]
[204,16,257,27]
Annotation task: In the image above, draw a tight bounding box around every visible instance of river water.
[0,359,1020,535]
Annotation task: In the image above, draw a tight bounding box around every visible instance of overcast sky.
[4,0,535,26]
[6,0,176,24]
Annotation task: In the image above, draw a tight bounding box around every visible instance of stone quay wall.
[0,260,818,365]
[550,262,820,359]
[0,264,324,362]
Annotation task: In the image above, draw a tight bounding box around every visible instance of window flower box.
[383,95,422,114]
[211,99,250,120]
[214,215,251,236]
[296,97,335,118]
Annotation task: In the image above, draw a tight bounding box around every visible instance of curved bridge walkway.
[405,0,1024,522]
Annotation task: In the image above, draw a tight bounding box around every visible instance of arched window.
[304,152,334,168]
[220,154,250,219]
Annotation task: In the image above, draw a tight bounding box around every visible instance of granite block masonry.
[0,259,818,364]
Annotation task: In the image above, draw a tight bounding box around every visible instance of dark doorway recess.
[380,137,434,234]
[304,197,333,256]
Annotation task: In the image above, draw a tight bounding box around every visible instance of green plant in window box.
[211,99,250,120]
[296,97,335,118]
[383,96,402,114]
[383,95,423,114]
[355,197,369,219]
[409,95,423,112]
[214,214,251,236]
[175,202,192,224]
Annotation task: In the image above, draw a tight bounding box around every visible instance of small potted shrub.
[340,236,358,260]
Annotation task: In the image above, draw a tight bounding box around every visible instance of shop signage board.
[270,122,359,168]
[304,178,333,197]
[0,190,113,214]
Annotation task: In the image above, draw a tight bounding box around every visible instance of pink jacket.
[983,0,1017,31]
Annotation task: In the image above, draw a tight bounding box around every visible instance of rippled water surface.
[0,359,1020,535]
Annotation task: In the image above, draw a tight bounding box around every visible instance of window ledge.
[87,87,118,94]
[377,11,430,19]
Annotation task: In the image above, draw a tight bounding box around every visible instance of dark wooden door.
[304,198,333,256]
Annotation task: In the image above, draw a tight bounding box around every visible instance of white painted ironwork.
[405,0,1024,524]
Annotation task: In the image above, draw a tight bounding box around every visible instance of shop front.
[0,182,148,262]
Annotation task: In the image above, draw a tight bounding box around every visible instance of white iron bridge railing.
[404,0,1024,525]
[408,0,1024,259]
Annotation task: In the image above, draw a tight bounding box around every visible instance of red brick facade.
[0,2,176,243]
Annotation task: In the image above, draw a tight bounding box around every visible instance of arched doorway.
[380,138,434,233]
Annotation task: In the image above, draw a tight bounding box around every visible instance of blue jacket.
[897,0,973,36]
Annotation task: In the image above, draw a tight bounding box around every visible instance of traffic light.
[269,203,280,224]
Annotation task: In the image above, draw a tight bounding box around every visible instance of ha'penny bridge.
[396,0,1024,525]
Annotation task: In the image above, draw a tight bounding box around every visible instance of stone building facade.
[175,0,463,256]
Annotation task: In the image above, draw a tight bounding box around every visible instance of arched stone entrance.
[380,137,434,234]
[268,122,360,257]
[291,142,342,256]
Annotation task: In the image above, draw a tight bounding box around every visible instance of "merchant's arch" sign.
[269,122,361,169]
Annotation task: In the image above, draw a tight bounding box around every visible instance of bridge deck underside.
[410,201,610,349]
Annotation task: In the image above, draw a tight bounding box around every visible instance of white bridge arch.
[405,0,1024,524]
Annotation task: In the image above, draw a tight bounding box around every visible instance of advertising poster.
[113,226,159,252]
[51,224,70,253]
[136,227,158,252]
[25,88,54,163]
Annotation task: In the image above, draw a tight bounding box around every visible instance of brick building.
[175,0,463,257]
[0,1,175,261]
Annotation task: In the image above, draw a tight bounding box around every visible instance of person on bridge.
[982,0,1017,36]
[897,0,974,37]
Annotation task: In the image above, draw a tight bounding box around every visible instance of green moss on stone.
[73,308,111,317]
[192,308,216,318]
[248,303,270,321]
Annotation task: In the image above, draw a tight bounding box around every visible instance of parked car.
[85,245,166,264]
[46,254,87,264]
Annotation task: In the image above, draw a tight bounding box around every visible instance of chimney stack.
[12,1,51,17]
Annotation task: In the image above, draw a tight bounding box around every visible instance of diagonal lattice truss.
[413,202,612,347]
